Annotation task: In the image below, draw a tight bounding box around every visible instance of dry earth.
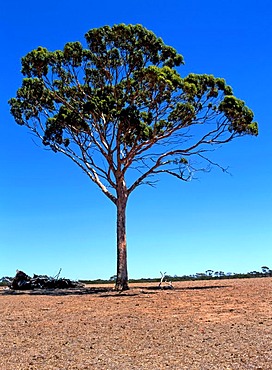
[0,278,271,369]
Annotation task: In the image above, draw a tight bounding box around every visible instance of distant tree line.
[1,266,271,286]
[81,266,272,284]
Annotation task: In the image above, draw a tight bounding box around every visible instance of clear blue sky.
[1,0,271,280]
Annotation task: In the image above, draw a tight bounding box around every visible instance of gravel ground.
[0,278,271,369]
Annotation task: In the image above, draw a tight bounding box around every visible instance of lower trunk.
[115,193,129,291]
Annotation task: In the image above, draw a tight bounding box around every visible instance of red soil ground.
[0,278,271,369]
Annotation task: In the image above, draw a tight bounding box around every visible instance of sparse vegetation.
[1,266,270,287]
[78,266,272,285]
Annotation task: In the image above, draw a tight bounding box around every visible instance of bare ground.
[0,278,271,369]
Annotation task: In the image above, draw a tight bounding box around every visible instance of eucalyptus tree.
[9,24,258,290]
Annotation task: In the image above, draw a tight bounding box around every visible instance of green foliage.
[219,96,258,135]
[9,24,258,192]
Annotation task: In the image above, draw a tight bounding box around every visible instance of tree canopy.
[9,24,258,289]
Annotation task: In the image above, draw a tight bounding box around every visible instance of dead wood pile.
[8,270,83,290]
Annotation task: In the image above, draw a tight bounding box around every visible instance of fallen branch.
[158,271,173,289]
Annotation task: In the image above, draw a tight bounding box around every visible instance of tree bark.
[115,183,129,291]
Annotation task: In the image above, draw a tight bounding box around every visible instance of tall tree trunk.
[115,185,129,291]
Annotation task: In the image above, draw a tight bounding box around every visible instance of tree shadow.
[182,285,230,290]
[1,287,113,296]
[141,285,230,291]
[99,292,142,298]
[0,284,230,297]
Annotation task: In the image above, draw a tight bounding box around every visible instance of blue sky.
[1,0,271,280]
